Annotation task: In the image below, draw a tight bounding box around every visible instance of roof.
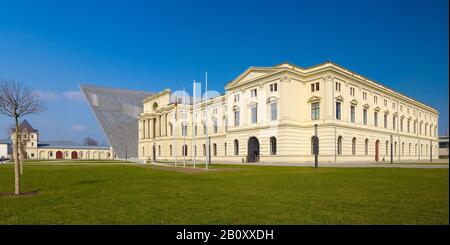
[15,119,38,133]
[38,145,110,150]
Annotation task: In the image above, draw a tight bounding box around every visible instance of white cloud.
[63,91,86,103]
[70,124,87,132]
[35,90,61,101]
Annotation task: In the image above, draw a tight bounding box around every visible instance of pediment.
[225,67,281,90]
[335,95,344,102]
[350,99,358,105]
[307,95,321,103]
[363,103,370,109]
[266,96,279,103]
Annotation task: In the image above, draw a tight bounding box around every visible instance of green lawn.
[0,160,448,224]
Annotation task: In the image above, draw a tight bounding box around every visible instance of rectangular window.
[363,109,367,125]
[384,114,388,128]
[311,82,319,92]
[384,99,387,106]
[311,102,320,120]
[374,112,378,127]
[335,82,341,92]
[251,106,257,124]
[250,89,257,98]
[393,116,396,130]
[270,83,278,92]
[182,125,187,136]
[194,125,198,136]
[234,110,240,126]
[407,120,410,133]
[363,92,367,100]
[400,118,403,131]
[374,96,378,104]
[311,83,315,92]
[270,103,277,121]
[350,105,355,123]
[350,87,355,96]
[336,102,341,120]
[316,82,319,91]
[234,94,240,102]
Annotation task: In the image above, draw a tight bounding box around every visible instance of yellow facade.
[138,62,439,164]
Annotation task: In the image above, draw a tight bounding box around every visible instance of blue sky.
[0,0,448,143]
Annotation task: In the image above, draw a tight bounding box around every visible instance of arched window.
[270,137,277,155]
[213,120,218,134]
[365,139,369,155]
[337,136,342,155]
[415,144,417,156]
[394,142,397,155]
[234,140,239,156]
[352,137,357,155]
[224,143,227,156]
[194,145,197,156]
[182,145,188,156]
[402,142,405,156]
[213,143,217,156]
[169,145,173,156]
[158,145,161,156]
[386,141,389,155]
[203,144,206,156]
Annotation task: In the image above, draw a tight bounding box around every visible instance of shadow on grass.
[0,189,40,197]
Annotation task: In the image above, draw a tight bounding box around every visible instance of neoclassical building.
[138,62,439,164]
[11,120,112,160]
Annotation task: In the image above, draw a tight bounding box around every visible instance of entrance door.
[247,137,260,163]
[375,140,380,162]
[71,151,78,159]
[56,151,63,159]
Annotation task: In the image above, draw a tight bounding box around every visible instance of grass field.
[0,160,448,224]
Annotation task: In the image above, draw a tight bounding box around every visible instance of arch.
[39,151,45,159]
[352,137,357,155]
[79,151,84,159]
[365,139,369,155]
[100,152,105,159]
[152,102,159,111]
[270,137,277,155]
[375,140,380,161]
[86,151,90,159]
[234,139,239,156]
[48,151,54,159]
[247,137,260,163]
[93,151,98,159]
[71,151,78,159]
[337,136,343,155]
[56,151,63,159]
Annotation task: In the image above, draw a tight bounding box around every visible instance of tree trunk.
[14,115,20,195]
[19,139,24,175]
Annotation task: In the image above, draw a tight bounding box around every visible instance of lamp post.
[314,124,319,168]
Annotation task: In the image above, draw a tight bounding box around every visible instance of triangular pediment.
[225,67,282,90]
[307,95,321,103]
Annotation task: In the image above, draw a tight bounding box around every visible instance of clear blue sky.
[0,0,448,143]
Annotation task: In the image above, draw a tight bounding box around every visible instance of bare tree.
[8,124,27,175]
[0,80,46,195]
[83,137,98,146]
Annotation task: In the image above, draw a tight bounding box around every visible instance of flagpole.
[183,87,186,168]
[174,100,178,167]
[193,80,197,169]
[205,71,209,171]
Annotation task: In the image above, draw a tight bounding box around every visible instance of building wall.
[138,62,439,164]
[36,148,112,160]
[0,143,8,159]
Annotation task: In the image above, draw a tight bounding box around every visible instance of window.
[392,102,396,110]
[402,142,404,156]
[337,136,342,155]
[270,83,278,92]
[182,125,187,136]
[335,82,341,92]
[350,87,355,96]
[311,82,319,92]
[414,121,417,134]
[363,92,367,100]
[170,124,173,136]
[203,144,206,156]
[270,103,277,121]
[234,140,239,155]
[374,112,378,127]
[203,124,206,135]
[393,116,396,130]
[270,137,277,155]
[384,114,388,128]
[374,96,378,104]
[158,145,161,156]
[170,145,173,156]
[224,119,228,132]
[407,120,410,133]
[384,99,388,106]
[350,105,355,123]
[400,118,403,132]
[213,143,217,156]
[234,94,240,103]
[213,120,218,133]
[194,125,198,136]
[336,102,341,120]
[251,106,257,124]
[234,110,240,126]
[352,137,357,155]
[224,143,227,156]
[250,88,257,98]
[182,145,188,156]
[400,105,403,112]
[311,102,320,120]
[363,109,367,125]
[386,141,389,155]
[365,139,369,155]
